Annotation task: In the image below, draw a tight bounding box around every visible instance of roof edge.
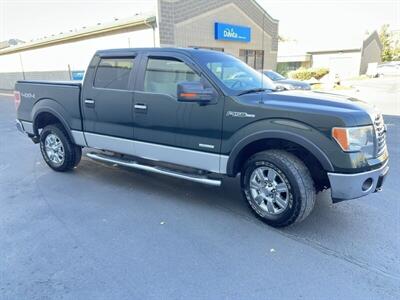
[0,15,156,56]
[307,48,361,54]
[251,0,279,23]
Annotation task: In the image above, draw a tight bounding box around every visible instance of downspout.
[144,17,156,47]
[19,53,26,80]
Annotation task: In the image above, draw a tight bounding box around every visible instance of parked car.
[262,69,311,90]
[15,48,389,227]
[377,62,400,77]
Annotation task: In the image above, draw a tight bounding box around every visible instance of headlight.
[332,126,375,158]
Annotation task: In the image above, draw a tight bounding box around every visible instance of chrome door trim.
[83,132,228,174]
[134,104,147,110]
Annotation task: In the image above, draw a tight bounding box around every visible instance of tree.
[379,24,400,62]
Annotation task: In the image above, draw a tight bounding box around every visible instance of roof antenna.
[260,11,265,103]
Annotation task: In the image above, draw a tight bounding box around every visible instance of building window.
[239,49,264,70]
[189,46,224,52]
[94,57,134,90]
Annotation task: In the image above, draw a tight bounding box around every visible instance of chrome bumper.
[328,161,389,203]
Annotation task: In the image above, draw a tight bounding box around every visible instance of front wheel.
[40,124,82,172]
[241,150,316,227]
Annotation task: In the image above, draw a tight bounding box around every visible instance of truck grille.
[374,113,386,157]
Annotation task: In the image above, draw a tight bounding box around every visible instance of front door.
[133,52,225,172]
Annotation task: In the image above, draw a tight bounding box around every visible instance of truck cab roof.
[95,47,224,58]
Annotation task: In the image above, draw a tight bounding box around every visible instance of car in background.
[377,62,400,77]
[261,70,311,90]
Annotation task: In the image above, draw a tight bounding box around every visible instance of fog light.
[362,178,373,191]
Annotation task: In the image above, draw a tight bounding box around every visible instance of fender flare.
[31,99,75,143]
[226,130,334,175]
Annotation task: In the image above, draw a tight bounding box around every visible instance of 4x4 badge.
[226,111,255,118]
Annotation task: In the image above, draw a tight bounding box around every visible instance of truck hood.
[241,90,378,127]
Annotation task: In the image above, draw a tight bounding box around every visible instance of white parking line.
[0,93,13,97]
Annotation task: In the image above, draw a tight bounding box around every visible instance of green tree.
[379,24,400,62]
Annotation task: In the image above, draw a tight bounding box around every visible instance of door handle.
[84,99,95,108]
[134,103,147,111]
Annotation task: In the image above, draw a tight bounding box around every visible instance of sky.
[0,0,399,49]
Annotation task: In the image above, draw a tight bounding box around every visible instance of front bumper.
[328,160,389,203]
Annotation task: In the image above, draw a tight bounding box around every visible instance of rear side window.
[144,57,200,97]
[94,57,134,90]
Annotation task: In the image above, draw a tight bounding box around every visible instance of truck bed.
[15,80,83,132]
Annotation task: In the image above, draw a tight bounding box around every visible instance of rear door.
[82,53,137,150]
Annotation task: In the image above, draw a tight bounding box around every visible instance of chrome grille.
[374,113,386,157]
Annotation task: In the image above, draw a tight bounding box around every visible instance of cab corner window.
[144,57,201,97]
[94,57,134,90]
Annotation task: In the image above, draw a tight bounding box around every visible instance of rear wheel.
[241,150,316,227]
[40,124,81,172]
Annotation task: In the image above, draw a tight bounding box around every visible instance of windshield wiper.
[237,88,269,96]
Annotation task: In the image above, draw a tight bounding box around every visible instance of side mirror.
[177,81,214,103]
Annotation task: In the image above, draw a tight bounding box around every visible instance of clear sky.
[1,0,399,48]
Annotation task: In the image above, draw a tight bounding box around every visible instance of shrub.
[288,67,329,80]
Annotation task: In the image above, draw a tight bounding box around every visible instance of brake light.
[14,91,21,110]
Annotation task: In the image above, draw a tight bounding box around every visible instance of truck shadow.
[68,113,398,237]
[75,150,345,235]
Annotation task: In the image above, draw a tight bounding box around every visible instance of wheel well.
[232,138,330,192]
[34,112,64,136]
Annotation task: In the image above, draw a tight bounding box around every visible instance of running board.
[86,152,222,187]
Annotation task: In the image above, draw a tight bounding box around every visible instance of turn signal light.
[332,127,349,151]
[180,93,197,98]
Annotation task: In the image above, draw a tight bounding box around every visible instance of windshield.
[197,53,276,94]
[264,70,285,81]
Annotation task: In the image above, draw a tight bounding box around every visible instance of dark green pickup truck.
[15,48,389,227]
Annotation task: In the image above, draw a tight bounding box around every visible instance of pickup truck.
[15,48,389,227]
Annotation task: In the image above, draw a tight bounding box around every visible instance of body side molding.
[84,132,228,174]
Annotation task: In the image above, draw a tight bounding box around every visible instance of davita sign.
[214,22,251,42]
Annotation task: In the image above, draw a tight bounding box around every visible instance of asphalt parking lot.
[0,78,399,299]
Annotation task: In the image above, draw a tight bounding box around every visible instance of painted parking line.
[0,93,14,97]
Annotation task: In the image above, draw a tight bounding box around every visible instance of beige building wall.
[173,3,277,69]
[311,51,362,79]
[0,24,156,89]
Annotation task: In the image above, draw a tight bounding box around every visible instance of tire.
[241,150,316,227]
[39,123,82,172]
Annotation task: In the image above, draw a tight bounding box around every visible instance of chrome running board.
[86,152,222,187]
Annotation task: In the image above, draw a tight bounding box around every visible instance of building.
[277,31,382,79]
[0,0,278,90]
[0,39,24,50]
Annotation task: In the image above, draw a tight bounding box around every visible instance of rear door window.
[94,57,134,90]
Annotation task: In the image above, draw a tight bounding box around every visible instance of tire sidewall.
[40,125,73,171]
[242,154,303,226]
